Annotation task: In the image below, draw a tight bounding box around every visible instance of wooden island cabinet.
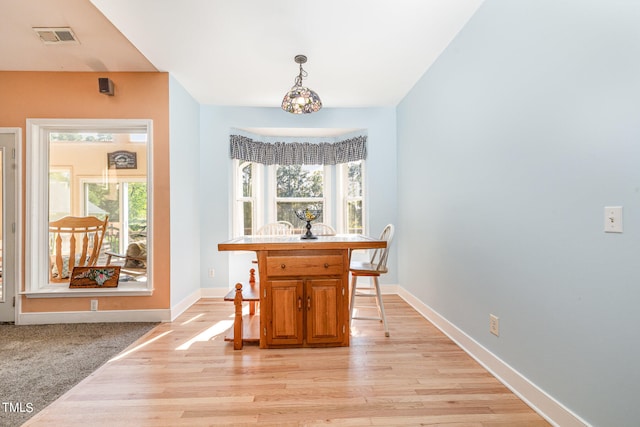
[218,235,386,349]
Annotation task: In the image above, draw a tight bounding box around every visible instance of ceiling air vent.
[33,27,80,45]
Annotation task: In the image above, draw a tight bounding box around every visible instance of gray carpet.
[0,322,158,427]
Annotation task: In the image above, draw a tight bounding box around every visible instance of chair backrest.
[310,223,337,236]
[370,224,394,273]
[49,215,109,282]
[256,221,294,236]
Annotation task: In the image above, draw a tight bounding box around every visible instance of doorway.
[0,129,19,322]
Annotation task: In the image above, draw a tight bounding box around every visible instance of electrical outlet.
[208,268,215,278]
[91,300,98,311]
[489,314,499,336]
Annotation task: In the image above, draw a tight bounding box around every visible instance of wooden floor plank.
[24,296,550,426]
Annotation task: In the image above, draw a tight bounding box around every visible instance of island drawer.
[266,255,344,277]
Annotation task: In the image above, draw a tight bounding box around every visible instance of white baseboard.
[396,286,590,427]
[170,288,229,320]
[200,287,230,298]
[17,288,231,325]
[171,288,229,322]
[18,309,170,325]
[170,288,203,321]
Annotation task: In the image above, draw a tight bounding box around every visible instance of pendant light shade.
[281,55,322,114]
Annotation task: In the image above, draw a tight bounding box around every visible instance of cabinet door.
[265,280,304,346]
[305,279,344,345]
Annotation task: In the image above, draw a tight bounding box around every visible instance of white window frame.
[267,164,332,229]
[231,159,263,237]
[232,160,368,236]
[25,118,153,297]
[337,160,367,234]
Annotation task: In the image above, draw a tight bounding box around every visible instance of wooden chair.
[106,241,147,278]
[49,216,109,283]
[349,224,394,337]
[310,222,336,236]
[256,221,294,236]
[252,221,293,265]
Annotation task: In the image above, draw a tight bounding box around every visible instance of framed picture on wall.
[107,151,137,169]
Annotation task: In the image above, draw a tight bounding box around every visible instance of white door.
[0,130,19,322]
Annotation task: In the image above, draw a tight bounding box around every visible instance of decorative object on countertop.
[295,208,322,239]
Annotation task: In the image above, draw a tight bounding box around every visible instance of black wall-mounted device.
[98,78,114,96]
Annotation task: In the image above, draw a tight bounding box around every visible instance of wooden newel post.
[233,283,243,350]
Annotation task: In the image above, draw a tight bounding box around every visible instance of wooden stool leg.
[233,283,243,350]
[249,269,257,315]
[350,273,358,322]
[373,277,389,337]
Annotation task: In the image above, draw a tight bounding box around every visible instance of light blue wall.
[169,76,201,306]
[396,1,640,426]
[199,106,397,289]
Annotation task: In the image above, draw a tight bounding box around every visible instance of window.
[229,132,367,236]
[232,160,364,236]
[26,119,153,295]
[273,164,327,229]
[341,160,365,234]
[233,161,262,236]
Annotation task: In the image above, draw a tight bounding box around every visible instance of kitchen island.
[218,234,386,348]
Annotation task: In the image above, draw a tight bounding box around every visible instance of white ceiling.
[0,0,484,108]
[0,0,156,72]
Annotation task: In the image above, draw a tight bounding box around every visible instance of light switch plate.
[604,206,623,233]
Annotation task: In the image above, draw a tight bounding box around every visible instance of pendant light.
[281,55,322,114]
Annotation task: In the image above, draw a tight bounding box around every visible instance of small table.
[218,234,386,349]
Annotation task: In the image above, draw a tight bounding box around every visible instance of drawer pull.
[298,297,302,311]
[280,264,286,269]
[324,263,330,268]
[307,296,311,310]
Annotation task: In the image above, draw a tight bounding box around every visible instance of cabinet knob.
[324,263,329,268]
[280,264,286,269]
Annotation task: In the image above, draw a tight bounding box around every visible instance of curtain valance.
[229,134,367,165]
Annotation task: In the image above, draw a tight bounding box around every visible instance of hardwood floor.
[25,296,550,426]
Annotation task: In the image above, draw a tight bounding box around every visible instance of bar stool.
[349,224,394,337]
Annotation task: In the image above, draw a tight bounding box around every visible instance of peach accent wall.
[0,71,170,313]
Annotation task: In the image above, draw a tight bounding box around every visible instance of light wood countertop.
[218,234,386,252]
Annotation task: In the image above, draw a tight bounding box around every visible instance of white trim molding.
[396,286,590,427]
[0,127,22,324]
[18,309,170,325]
[170,287,229,321]
[199,287,231,299]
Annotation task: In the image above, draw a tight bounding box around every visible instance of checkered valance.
[229,134,367,165]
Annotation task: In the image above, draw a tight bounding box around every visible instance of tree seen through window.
[276,165,324,228]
